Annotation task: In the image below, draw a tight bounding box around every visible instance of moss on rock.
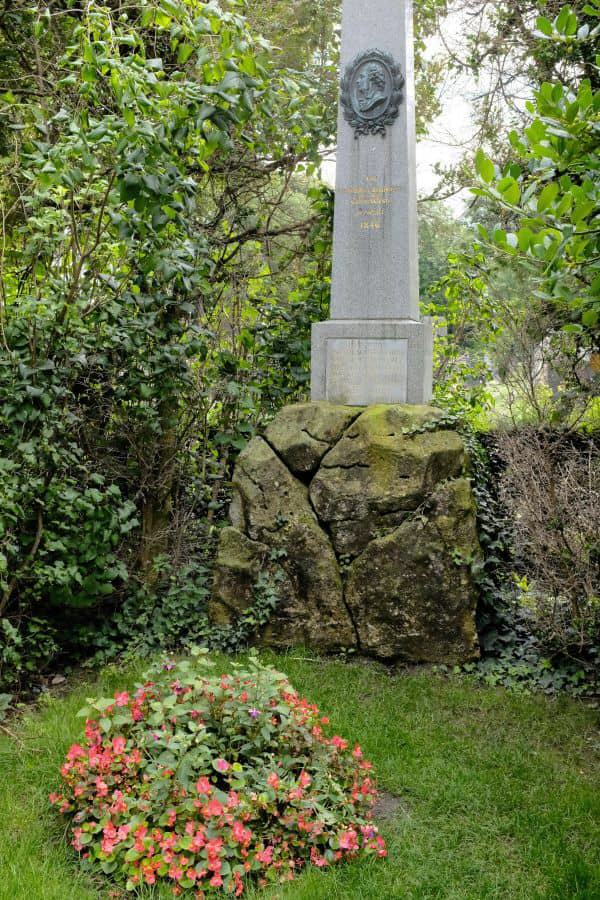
[210,404,482,664]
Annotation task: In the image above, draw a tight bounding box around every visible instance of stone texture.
[210,528,270,627]
[330,0,420,321]
[263,402,359,479]
[345,479,481,662]
[211,435,355,652]
[310,405,466,558]
[310,0,434,405]
[210,403,481,664]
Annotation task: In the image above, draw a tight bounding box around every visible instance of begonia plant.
[51,650,386,895]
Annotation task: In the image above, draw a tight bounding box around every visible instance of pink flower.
[214,758,230,773]
[72,828,84,852]
[353,744,363,759]
[190,830,206,852]
[112,736,126,755]
[67,744,86,762]
[298,770,312,789]
[196,776,212,796]
[95,778,108,797]
[210,873,223,888]
[227,790,240,809]
[133,825,147,852]
[375,835,387,857]
[232,820,252,845]
[205,837,223,858]
[255,846,274,865]
[114,691,130,707]
[331,735,348,751]
[310,847,328,867]
[84,720,101,742]
[168,864,183,881]
[204,798,224,818]
[339,828,359,851]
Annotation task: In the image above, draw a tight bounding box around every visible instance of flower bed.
[51,651,386,896]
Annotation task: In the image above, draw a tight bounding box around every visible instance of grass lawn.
[0,653,599,900]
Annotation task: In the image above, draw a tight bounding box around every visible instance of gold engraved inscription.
[342,176,401,231]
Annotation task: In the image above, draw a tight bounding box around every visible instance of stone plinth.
[311,319,433,406]
[209,403,482,664]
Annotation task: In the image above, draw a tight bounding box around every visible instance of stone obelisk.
[311,0,433,405]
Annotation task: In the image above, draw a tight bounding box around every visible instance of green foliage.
[473,16,600,341]
[0,0,335,692]
[243,0,448,136]
[424,251,498,423]
[418,204,469,296]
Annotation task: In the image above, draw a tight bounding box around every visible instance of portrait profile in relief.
[341,49,404,138]
[355,62,388,115]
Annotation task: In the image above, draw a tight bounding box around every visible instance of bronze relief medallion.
[341,49,405,138]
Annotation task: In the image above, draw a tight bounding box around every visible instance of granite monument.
[311,0,433,406]
[209,0,481,665]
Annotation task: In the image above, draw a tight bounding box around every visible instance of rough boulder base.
[209,403,482,664]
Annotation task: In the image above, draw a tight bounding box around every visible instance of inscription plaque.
[340,49,404,138]
[326,339,409,405]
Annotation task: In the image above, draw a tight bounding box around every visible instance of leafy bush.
[0,0,336,691]
[50,652,386,895]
